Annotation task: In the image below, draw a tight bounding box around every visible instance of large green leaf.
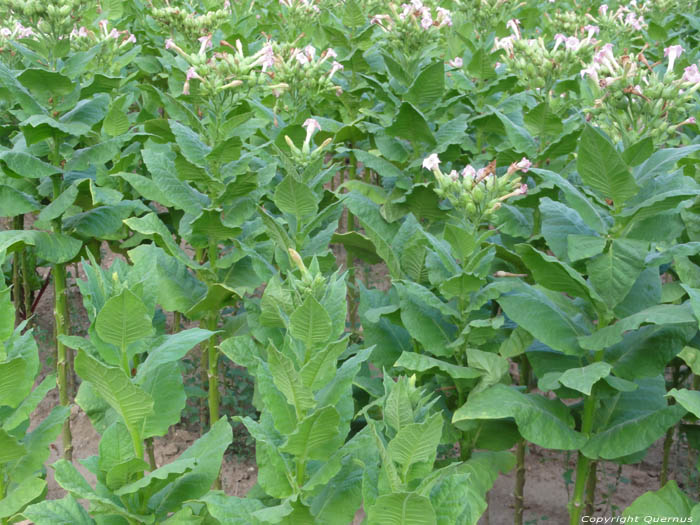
[267,345,315,416]
[74,351,153,443]
[169,120,211,167]
[453,384,586,450]
[667,388,700,418]
[0,476,46,519]
[386,103,436,146]
[579,304,695,351]
[95,289,153,350]
[0,151,61,179]
[366,493,437,525]
[406,62,444,109]
[0,230,81,264]
[274,175,318,220]
[139,361,186,438]
[388,413,443,478]
[198,492,265,525]
[289,296,332,351]
[0,186,40,215]
[0,357,30,409]
[582,378,686,459]
[393,352,481,380]
[280,406,342,462]
[22,495,95,525]
[498,284,586,356]
[300,337,348,390]
[0,429,25,463]
[587,238,648,309]
[623,481,694,518]
[577,125,638,205]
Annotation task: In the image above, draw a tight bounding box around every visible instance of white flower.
[580,65,599,84]
[599,4,609,16]
[183,67,201,95]
[324,48,337,60]
[124,34,136,44]
[421,14,433,30]
[448,170,459,181]
[198,35,213,55]
[108,28,120,39]
[165,38,175,50]
[664,45,684,72]
[0,28,11,38]
[624,12,644,31]
[304,45,316,61]
[682,64,700,83]
[259,43,275,71]
[448,56,463,68]
[295,49,309,65]
[422,154,441,171]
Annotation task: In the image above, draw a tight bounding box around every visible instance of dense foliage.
[0,0,699,523]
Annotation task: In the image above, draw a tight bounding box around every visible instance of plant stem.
[22,238,32,325]
[346,151,359,333]
[514,355,531,525]
[54,261,72,461]
[172,311,181,334]
[146,438,157,471]
[207,311,219,425]
[584,461,598,516]
[11,216,23,321]
[661,426,674,487]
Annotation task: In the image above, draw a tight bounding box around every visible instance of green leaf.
[523,102,563,138]
[0,428,25,463]
[281,406,342,462]
[17,69,73,98]
[22,495,94,525]
[388,413,443,476]
[558,362,612,396]
[267,345,315,416]
[579,304,695,351]
[667,388,700,418]
[498,285,586,356]
[102,105,130,137]
[0,476,46,519]
[170,120,211,167]
[3,374,56,431]
[577,125,638,205]
[567,234,607,262]
[490,108,535,153]
[0,357,30,409]
[289,296,332,351]
[453,384,586,450]
[0,186,40,215]
[274,175,318,219]
[114,457,196,496]
[587,239,648,309]
[142,141,208,214]
[0,151,61,179]
[393,352,481,380]
[386,102,436,146]
[623,481,694,519]
[95,289,153,350]
[139,361,186,438]
[198,492,265,525]
[583,378,686,459]
[300,337,348,390]
[367,493,437,525]
[515,244,606,314]
[0,230,81,264]
[74,351,153,443]
[539,198,598,261]
[406,62,444,109]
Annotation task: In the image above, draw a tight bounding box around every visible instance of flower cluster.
[277,0,321,31]
[453,0,521,36]
[284,118,333,166]
[581,44,700,145]
[370,1,452,59]
[165,37,288,100]
[424,154,530,224]
[0,0,90,40]
[496,20,597,95]
[69,20,136,50]
[151,4,232,43]
[268,43,344,111]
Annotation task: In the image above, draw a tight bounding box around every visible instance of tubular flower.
[422,153,441,171]
[683,64,700,84]
[448,56,463,68]
[664,45,684,73]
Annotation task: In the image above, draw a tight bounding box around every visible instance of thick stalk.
[514,356,531,525]
[172,311,181,334]
[146,438,157,471]
[569,349,605,524]
[584,461,598,516]
[54,261,72,460]
[21,239,31,324]
[11,216,23,320]
[200,343,208,432]
[207,312,219,425]
[346,152,359,333]
[660,427,674,487]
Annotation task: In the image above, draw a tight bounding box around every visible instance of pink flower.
[259,43,275,71]
[624,12,644,31]
[198,35,213,55]
[462,165,476,178]
[506,19,521,38]
[165,38,175,50]
[295,49,309,65]
[599,4,609,16]
[448,170,459,181]
[182,67,201,95]
[304,45,316,61]
[421,14,433,30]
[328,60,344,79]
[665,45,684,72]
[123,34,136,44]
[565,36,581,51]
[324,48,337,60]
[584,25,599,40]
[108,28,120,39]
[422,154,441,171]
[448,56,463,68]
[580,66,599,84]
[303,118,321,134]
[682,64,700,83]
[552,33,566,52]
[516,157,532,172]
[517,184,528,195]
[436,7,452,27]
